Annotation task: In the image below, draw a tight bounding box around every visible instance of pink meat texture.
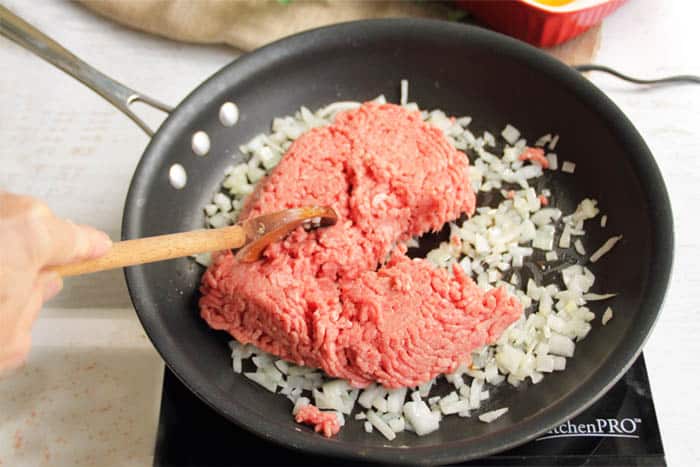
[294,404,341,437]
[200,102,522,389]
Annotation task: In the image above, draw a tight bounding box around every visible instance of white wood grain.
[0,0,235,309]
[0,1,236,466]
[0,0,698,465]
[0,309,164,467]
[591,2,700,466]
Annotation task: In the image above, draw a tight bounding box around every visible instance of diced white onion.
[561,161,576,173]
[388,417,405,433]
[552,356,567,371]
[548,134,560,150]
[400,79,409,106]
[387,388,407,414]
[501,124,520,145]
[590,235,623,263]
[403,400,440,436]
[478,408,509,423]
[583,293,616,301]
[602,307,614,325]
[535,134,551,147]
[367,410,396,440]
[292,397,310,415]
[549,333,575,357]
[244,372,277,392]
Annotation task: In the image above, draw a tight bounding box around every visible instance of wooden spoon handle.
[48,225,246,277]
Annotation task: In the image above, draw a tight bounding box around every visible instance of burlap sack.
[78,0,599,63]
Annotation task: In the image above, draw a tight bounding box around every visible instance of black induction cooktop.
[154,354,664,466]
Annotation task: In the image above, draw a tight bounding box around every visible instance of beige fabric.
[79,0,451,51]
[78,0,600,64]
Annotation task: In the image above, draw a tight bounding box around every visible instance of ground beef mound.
[200,103,522,388]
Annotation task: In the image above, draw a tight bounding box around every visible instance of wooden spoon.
[49,206,338,277]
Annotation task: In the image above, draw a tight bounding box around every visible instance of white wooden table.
[1,0,698,465]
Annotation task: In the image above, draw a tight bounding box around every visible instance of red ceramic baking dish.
[457,0,627,47]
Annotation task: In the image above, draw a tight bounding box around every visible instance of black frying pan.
[1,8,673,465]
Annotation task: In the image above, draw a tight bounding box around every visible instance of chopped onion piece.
[479,408,509,423]
[533,225,555,251]
[536,355,555,373]
[549,333,575,357]
[317,101,361,118]
[561,161,576,173]
[418,379,434,398]
[441,400,471,415]
[403,400,440,436]
[387,388,407,414]
[292,397,310,415]
[358,384,380,409]
[583,293,617,301]
[590,235,623,263]
[400,79,409,106]
[312,389,343,412]
[244,372,277,392]
[548,134,560,150]
[194,252,212,267]
[552,356,567,371]
[501,124,520,145]
[372,393,389,413]
[559,225,572,248]
[496,344,525,375]
[535,134,551,147]
[469,379,483,410]
[388,417,405,433]
[438,392,458,413]
[367,410,396,440]
[602,307,614,325]
[203,204,218,216]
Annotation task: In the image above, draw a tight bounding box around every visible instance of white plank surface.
[1,0,699,466]
[0,1,235,466]
[591,3,700,466]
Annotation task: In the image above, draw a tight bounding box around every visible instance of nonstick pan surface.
[19,17,672,465]
[122,19,672,464]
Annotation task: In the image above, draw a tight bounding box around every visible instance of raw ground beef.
[200,102,522,389]
[294,404,341,437]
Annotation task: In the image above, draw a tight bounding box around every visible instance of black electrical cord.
[573,64,700,85]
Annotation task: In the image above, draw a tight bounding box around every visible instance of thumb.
[43,218,112,266]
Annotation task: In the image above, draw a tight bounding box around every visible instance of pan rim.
[122,18,674,465]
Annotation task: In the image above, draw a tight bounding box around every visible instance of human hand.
[0,191,112,374]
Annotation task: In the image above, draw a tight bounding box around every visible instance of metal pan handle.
[0,5,172,137]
